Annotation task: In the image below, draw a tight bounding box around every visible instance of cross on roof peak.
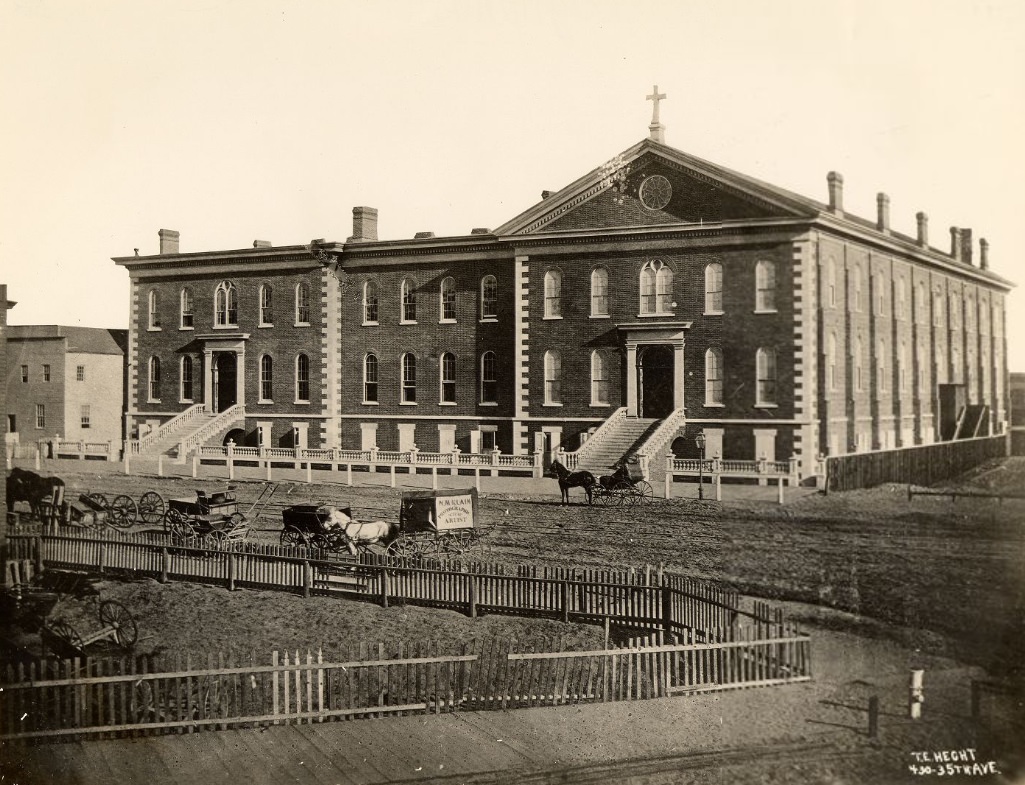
[646,85,667,143]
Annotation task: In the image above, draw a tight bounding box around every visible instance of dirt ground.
[4,457,1024,783]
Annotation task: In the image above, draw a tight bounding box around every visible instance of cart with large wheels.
[279,505,352,552]
[41,600,138,658]
[591,462,654,507]
[390,488,482,557]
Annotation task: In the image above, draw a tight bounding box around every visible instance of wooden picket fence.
[0,627,811,741]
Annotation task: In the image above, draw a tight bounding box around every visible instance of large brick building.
[114,115,1012,479]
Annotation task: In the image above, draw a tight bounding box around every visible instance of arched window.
[590,267,609,317]
[363,281,379,324]
[481,275,498,320]
[755,348,776,405]
[363,354,378,403]
[704,348,724,405]
[401,278,417,323]
[544,350,562,405]
[639,260,673,315]
[440,277,457,322]
[295,282,310,325]
[148,356,161,401]
[877,338,887,392]
[148,290,160,329]
[180,287,193,329]
[180,356,193,402]
[755,261,776,311]
[215,281,237,326]
[825,258,836,308]
[440,352,456,403]
[295,354,310,402]
[259,355,273,402]
[259,285,273,325]
[544,270,562,318]
[480,351,497,403]
[401,353,417,403]
[591,350,609,406]
[704,263,723,313]
[827,333,837,390]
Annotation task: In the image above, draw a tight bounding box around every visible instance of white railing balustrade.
[140,403,205,446]
[176,404,244,461]
[572,407,628,465]
[634,408,687,479]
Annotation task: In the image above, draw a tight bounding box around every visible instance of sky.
[2,0,1023,367]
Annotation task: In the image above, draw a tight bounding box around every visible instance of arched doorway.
[638,345,674,418]
[214,353,237,413]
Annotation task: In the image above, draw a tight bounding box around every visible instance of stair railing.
[571,407,628,465]
[139,403,206,447]
[634,408,687,480]
[176,404,245,460]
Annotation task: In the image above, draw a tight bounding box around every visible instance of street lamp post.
[695,431,706,500]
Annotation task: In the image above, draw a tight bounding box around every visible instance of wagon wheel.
[597,488,619,507]
[387,536,423,559]
[280,527,307,548]
[46,619,84,652]
[208,529,229,550]
[138,491,165,525]
[324,531,350,553]
[440,530,473,555]
[87,492,109,510]
[98,600,138,648]
[632,480,654,505]
[108,495,138,529]
[163,507,187,533]
[169,519,197,547]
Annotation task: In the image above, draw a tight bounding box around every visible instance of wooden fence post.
[98,542,106,574]
[381,568,389,608]
[306,461,313,484]
[346,463,352,486]
[468,574,478,618]
[33,536,43,575]
[228,553,237,591]
[303,560,312,598]
[160,548,170,583]
[661,585,673,636]
[390,465,396,488]
[561,580,570,623]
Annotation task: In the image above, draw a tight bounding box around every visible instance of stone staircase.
[576,417,660,476]
[138,411,221,458]
[137,407,245,461]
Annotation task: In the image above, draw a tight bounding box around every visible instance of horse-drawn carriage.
[548,460,654,506]
[163,485,274,549]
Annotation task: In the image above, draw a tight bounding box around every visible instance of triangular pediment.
[496,140,820,236]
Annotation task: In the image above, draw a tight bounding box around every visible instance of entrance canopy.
[616,321,691,418]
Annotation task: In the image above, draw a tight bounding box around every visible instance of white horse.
[322,506,400,555]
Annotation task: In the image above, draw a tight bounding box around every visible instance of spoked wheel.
[208,530,229,550]
[169,519,197,547]
[46,620,84,652]
[98,600,138,648]
[439,530,472,555]
[108,495,138,529]
[387,536,423,558]
[138,491,165,525]
[632,480,654,505]
[87,492,109,510]
[597,489,619,507]
[163,508,188,533]
[280,527,307,548]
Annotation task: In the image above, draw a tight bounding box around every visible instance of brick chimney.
[827,172,844,215]
[350,206,378,242]
[959,228,973,266]
[876,193,890,233]
[413,231,435,240]
[950,227,962,262]
[916,212,929,247]
[253,240,272,248]
[158,229,179,255]
[979,238,989,270]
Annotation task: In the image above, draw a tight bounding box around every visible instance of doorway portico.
[198,334,248,413]
[618,322,691,418]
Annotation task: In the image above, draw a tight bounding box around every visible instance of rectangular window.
[402,358,417,403]
[364,357,378,403]
[43,364,51,382]
[35,404,45,429]
[442,354,457,403]
[481,429,497,452]
[81,405,91,429]
[21,365,28,383]
[76,365,85,381]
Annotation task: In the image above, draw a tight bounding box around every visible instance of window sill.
[294,400,311,406]
[258,323,274,329]
[480,318,498,325]
[704,402,725,408]
[362,400,379,406]
[753,309,778,315]
[294,322,311,328]
[589,403,611,408]
[257,399,273,405]
[439,401,457,406]
[179,326,194,331]
[542,315,563,321]
[399,401,418,406]
[439,319,457,325]
[754,403,779,409]
[400,320,418,326]
[478,402,498,407]
[213,324,239,330]
[147,327,162,332]
[589,314,610,320]
[636,312,675,319]
[703,311,724,317]
[543,402,564,407]
[180,399,195,405]
[147,399,161,405]
[363,321,379,327]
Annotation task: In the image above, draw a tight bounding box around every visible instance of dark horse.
[6,468,65,522]
[547,460,596,505]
